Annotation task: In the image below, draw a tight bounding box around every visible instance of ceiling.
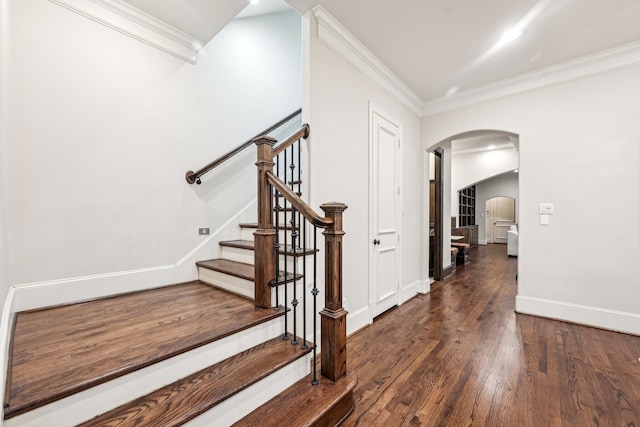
[123,0,248,43]
[289,0,640,102]
[122,0,640,110]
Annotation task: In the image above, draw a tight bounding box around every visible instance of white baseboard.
[478,239,487,245]
[13,200,256,311]
[515,295,640,336]
[346,306,370,336]
[400,279,429,304]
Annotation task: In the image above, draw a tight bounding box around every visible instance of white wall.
[0,0,12,422]
[423,65,640,335]
[475,172,519,243]
[7,0,302,309]
[451,147,519,217]
[305,10,425,334]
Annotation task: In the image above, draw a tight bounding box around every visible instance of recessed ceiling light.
[250,0,259,4]
[445,86,459,98]
[487,145,496,150]
[514,169,519,173]
[500,27,523,44]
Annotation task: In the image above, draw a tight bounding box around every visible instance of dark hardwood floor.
[343,244,640,426]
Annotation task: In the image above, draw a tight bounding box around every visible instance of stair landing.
[4,281,284,419]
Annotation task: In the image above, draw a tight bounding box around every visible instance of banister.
[185,108,302,184]
[265,171,332,228]
[254,133,349,384]
[273,123,310,157]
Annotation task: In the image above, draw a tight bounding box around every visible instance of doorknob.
[373,239,380,245]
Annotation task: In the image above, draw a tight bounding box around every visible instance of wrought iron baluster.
[282,149,289,341]
[289,144,299,345]
[301,216,308,350]
[311,225,319,385]
[273,159,280,308]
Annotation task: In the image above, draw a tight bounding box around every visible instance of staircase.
[3,114,356,426]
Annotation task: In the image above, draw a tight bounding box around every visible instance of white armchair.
[507,225,518,256]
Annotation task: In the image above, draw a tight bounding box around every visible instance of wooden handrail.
[265,171,332,228]
[254,133,348,384]
[185,109,302,184]
[273,124,310,157]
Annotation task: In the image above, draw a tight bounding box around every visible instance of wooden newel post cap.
[320,202,348,212]
[321,202,347,232]
[252,135,277,146]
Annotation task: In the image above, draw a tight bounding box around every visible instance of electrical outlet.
[199,228,210,235]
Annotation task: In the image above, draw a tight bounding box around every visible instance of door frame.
[368,103,402,321]
[432,148,444,281]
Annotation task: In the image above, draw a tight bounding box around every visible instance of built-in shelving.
[458,185,476,227]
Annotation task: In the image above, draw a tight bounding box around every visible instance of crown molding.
[312,6,423,115]
[422,40,640,117]
[49,0,204,64]
[452,142,514,156]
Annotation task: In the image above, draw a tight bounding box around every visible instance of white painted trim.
[400,279,428,304]
[422,40,640,116]
[312,6,423,115]
[515,295,640,336]
[478,239,488,245]
[48,0,203,64]
[13,199,257,311]
[0,287,15,425]
[346,305,370,336]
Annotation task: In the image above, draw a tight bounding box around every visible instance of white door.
[486,197,515,244]
[369,108,401,318]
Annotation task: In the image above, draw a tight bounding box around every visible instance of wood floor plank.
[5,282,284,418]
[342,244,640,426]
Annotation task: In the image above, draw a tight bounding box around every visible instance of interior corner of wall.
[0,286,16,424]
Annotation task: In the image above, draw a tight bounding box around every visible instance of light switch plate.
[539,203,554,214]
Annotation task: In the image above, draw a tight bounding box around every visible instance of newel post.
[254,136,278,309]
[319,202,348,381]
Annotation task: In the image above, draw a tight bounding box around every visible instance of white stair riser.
[184,354,311,427]
[198,268,254,299]
[6,319,283,427]
[220,246,307,272]
[241,227,294,243]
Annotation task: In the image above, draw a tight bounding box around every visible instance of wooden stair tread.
[78,337,312,427]
[4,282,285,419]
[239,222,295,231]
[220,240,316,256]
[234,370,357,427]
[197,259,302,285]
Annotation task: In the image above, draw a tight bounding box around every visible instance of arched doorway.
[426,129,519,280]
